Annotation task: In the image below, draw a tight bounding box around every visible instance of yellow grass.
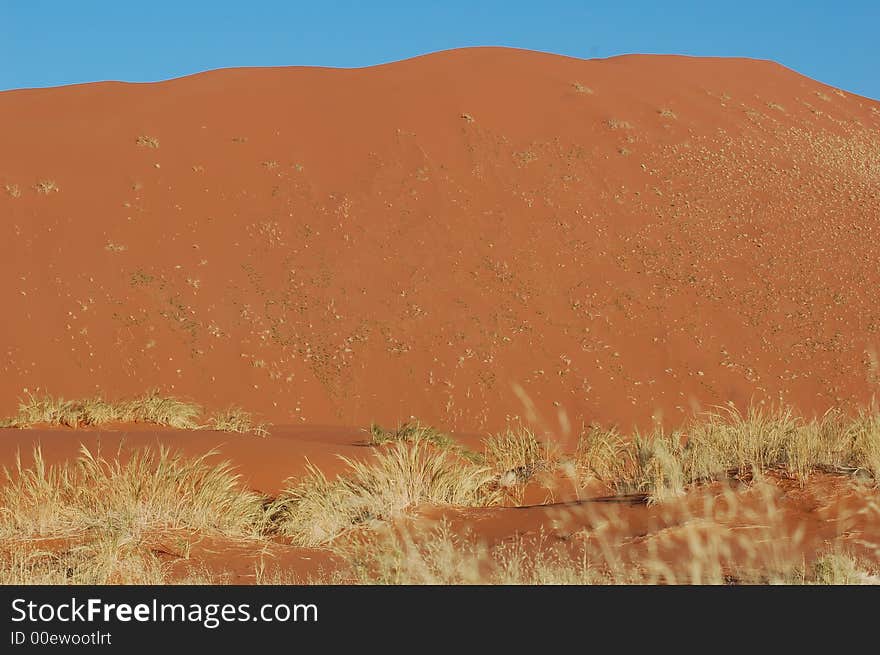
[0,445,266,541]
[268,440,500,547]
[1,391,270,434]
[575,406,880,502]
[208,406,270,437]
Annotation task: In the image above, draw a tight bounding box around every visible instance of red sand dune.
[2,47,879,435]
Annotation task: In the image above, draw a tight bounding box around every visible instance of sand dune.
[2,47,879,433]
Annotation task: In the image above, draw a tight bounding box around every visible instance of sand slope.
[2,47,879,433]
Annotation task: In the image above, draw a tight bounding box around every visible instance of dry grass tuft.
[484,426,554,494]
[136,135,160,148]
[0,391,273,433]
[337,479,880,585]
[572,82,593,94]
[370,420,454,448]
[34,180,58,194]
[606,119,633,130]
[0,391,203,429]
[0,445,266,541]
[208,406,270,437]
[658,108,677,119]
[576,406,880,502]
[4,184,21,198]
[268,441,499,547]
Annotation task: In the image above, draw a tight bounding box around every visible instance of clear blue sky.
[2,1,878,100]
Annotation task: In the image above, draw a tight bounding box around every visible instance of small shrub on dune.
[483,426,554,492]
[0,445,266,540]
[208,406,270,436]
[369,420,480,461]
[1,391,202,430]
[117,390,202,429]
[574,406,880,502]
[369,420,455,448]
[268,440,500,547]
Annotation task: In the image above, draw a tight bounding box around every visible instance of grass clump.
[576,405,880,502]
[484,426,554,493]
[369,420,456,448]
[208,406,270,437]
[1,445,266,541]
[0,391,266,432]
[136,135,160,148]
[268,441,500,547]
[34,180,58,194]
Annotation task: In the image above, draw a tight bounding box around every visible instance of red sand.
[2,47,878,435]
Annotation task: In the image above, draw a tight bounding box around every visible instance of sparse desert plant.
[117,390,203,429]
[4,184,21,198]
[136,135,160,148]
[105,242,127,252]
[460,113,475,123]
[810,551,877,585]
[572,82,593,94]
[484,426,553,489]
[34,180,58,194]
[0,391,274,435]
[658,108,677,119]
[370,420,454,448]
[268,441,500,547]
[574,405,880,501]
[0,445,266,540]
[0,539,168,585]
[0,391,202,430]
[208,406,270,437]
[606,119,633,130]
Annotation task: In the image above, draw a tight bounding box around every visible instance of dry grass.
[267,440,500,547]
[0,445,266,541]
[338,477,880,585]
[572,82,593,94]
[34,180,58,194]
[607,119,633,130]
[369,420,455,448]
[104,242,127,252]
[4,184,21,198]
[576,406,880,502]
[484,426,554,498]
[1,391,270,434]
[208,406,270,437]
[1,391,203,429]
[658,108,677,119]
[1,539,169,584]
[4,405,880,584]
[136,135,160,148]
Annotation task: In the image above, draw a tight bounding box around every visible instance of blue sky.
[2,1,878,100]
